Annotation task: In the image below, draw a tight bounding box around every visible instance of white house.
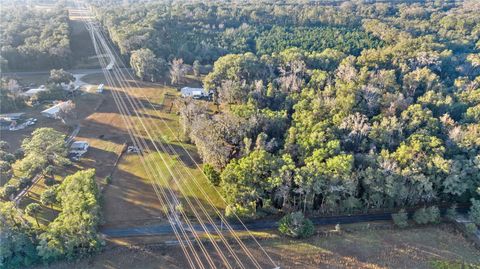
[41,101,67,119]
[180,87,208,99]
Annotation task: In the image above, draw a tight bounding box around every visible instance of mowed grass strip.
[268,224,480,269]
[121,144,225,220]
[32,225,480,269]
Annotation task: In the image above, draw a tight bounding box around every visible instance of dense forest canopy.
[0,7,72,71]
[173,0,480,218]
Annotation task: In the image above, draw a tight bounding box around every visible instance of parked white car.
[25,118,37,126]
[127,146,140,153]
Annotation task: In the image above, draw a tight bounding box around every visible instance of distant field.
[35,224,480,269]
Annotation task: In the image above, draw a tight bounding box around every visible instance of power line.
[91,23,223,269]
[75,2,280,268]
[92,25,253,269]
[95,14,279,269]
[74,4,202,268]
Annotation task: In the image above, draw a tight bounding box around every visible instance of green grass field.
[268,223,480,268]
[108,82,226,221]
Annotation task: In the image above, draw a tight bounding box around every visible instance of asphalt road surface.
[101,206,470,238]
[101,212,396,238]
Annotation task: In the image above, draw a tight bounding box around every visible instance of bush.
[469,199,480,225]
[14,148,24,159]
[1,184,17,199]
[413,206,440,225]
[413,207,430,225]
[445,204,457,221]
[44,177,56,186]
[19,177,32,188]
[40,188,57,209]
[225,203,256,219]
[203,164,220,186]
[0,141,9,151]
[465,223,477,235]
[0,151,16,163]
[392,209,409,228]
[104,175,112,184]
[426,206,440,224]
[278,211,315,238]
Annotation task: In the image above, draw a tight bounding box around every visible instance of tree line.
[93,0,384,81]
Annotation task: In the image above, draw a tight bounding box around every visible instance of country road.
[101,213,394,238]
[102,206,471,238]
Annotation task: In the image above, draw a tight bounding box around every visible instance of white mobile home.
[180,87,208,99]
[22,85,47,97]
[0,113,25,121]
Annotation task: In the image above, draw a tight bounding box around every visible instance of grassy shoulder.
[269,223,480,268]
[33,223,480,269]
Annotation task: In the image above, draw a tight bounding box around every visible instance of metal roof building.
[180,87,208,98]
[41,102,66,119]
